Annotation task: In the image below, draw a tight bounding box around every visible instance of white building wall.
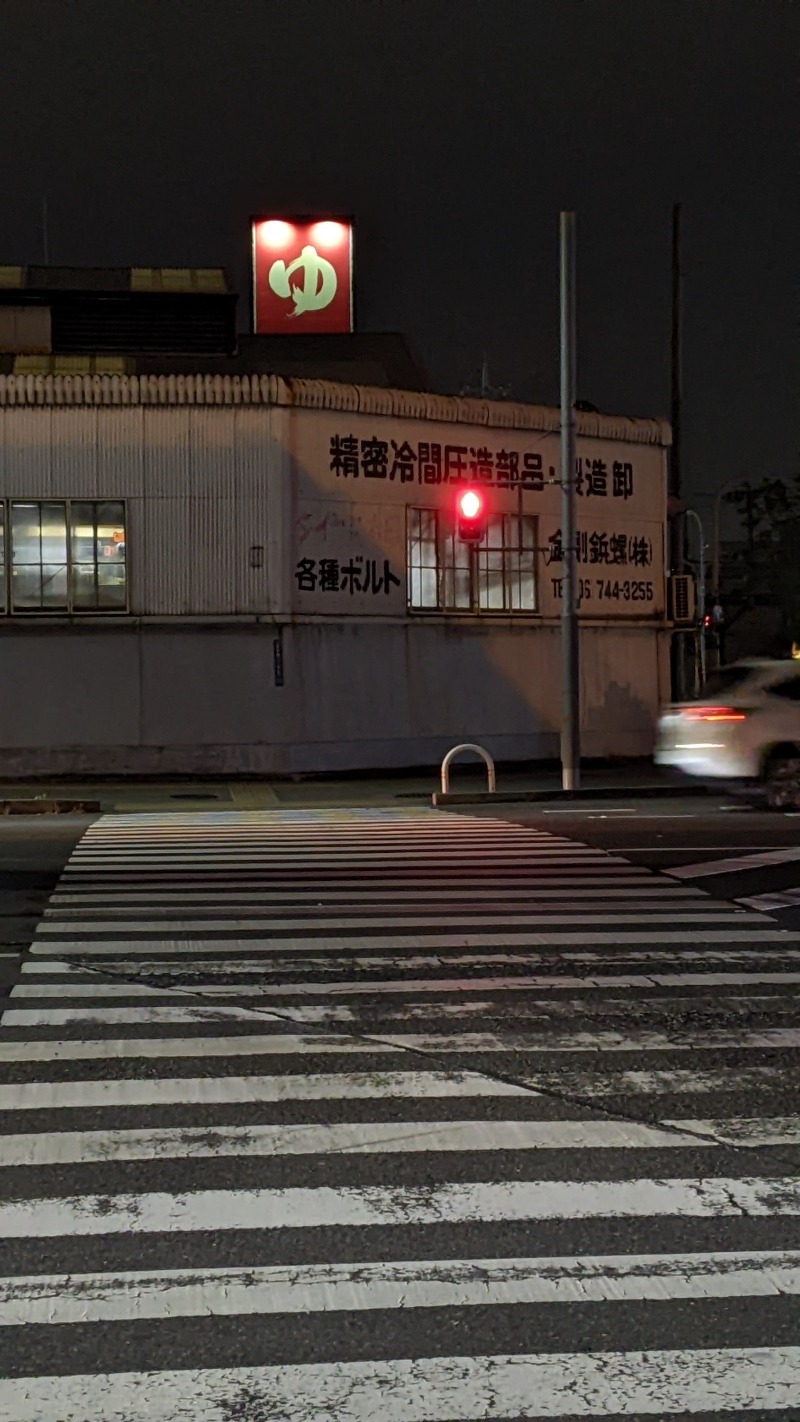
[0,375,671,776]
[0,403,284,616]
[0,621,669,776]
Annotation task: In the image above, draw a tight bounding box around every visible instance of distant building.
[0,265,427,389]
[0,266,671,776]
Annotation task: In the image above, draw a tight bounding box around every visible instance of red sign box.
[251,218,354,334]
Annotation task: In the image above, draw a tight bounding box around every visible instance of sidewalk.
[0,760,689,814]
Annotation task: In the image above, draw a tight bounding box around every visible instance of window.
[69,501,127,611]
[407,507,439,610]
[407,507,537,614]
[11,502,68,611]
[2,500,127,614]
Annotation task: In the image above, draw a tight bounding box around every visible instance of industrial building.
[0,265,670,776]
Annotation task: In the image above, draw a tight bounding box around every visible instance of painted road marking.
[0,1070,532,1112]
[47,887,708,904]
[9,972,800,1024]
[36,911,761,929]
[384,1026,800,1053]
[522,1064,793,1096]
[740,887,800,911]
[21,968,800,995]
[30,931,800,955]
[3,1347,799,1420]
[2,1251,798,1325]
[1,1005,286,1026]
[7,804,800,1419]
[3,1176,798,1239]
[664,1116,800,1147]
[667,847,800,878]
[23,947,800,970]
[0,1035,403,1064]
[17,985,799,1016]
[0,1118,708,1167]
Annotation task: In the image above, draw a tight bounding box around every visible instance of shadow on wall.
[583,677,655,758]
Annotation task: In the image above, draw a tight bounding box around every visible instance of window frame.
[406,505,538,616]
[2,498,129,616]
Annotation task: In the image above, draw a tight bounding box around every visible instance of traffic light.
[456,486,487,543]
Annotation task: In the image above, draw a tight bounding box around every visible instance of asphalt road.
[458,790,800,924]
[5,792,800,926]
[0,816,92,996]
[2,794,800,1417]
[3,789,800,984]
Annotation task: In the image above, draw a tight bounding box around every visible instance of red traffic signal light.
[456,486,487,543]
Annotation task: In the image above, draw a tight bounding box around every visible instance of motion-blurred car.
[654,659,800,809]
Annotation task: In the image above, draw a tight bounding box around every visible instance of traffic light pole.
[559,211,580,790]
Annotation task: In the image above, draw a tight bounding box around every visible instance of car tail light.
[681,706,748,722]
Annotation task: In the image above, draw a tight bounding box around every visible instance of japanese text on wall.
[295,556,401,595]
[545,529,653,567]
[329,434,635,498]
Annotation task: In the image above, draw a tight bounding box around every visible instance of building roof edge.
[0,373,671,445]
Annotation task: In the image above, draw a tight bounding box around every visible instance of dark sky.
[1,0,797,505]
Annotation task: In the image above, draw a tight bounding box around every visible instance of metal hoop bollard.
[440,743,496,796]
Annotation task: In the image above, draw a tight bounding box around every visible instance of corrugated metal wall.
[0,405,283,615]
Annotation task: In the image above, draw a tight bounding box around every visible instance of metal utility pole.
[560,211,580,790]
[670,204,682,513]
[670,202,687,699]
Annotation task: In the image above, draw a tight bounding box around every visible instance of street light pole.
[670,203,687,701]
[560,211,580,790]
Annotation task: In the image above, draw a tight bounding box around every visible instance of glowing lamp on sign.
[456,487,487,543]
[310,220,348,249]
[259,220,294,249]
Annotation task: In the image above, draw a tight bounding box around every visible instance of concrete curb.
[431,783,709,807]
[0,800,101,816]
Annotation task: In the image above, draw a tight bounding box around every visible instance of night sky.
[2,0,796,508]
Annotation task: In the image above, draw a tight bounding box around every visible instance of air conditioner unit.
[668,573,696,625]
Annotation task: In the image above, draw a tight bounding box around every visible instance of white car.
[654,659,800,809]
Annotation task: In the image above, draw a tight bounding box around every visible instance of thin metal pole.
[670,204,682,510]
[685,508,706,690]
[560,211,580,791]
[670,202,687,700]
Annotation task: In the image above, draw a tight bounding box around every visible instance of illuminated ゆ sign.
[251,218,354,334]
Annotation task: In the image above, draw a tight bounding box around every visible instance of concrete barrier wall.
[0,620,668,776]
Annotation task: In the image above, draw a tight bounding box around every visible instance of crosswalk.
[665,843,800,916]
[2,806,800,1419]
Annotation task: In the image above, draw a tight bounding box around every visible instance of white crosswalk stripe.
[5,1251,800,1326]
[2,806,799,1419]
[6,1347,800,1421]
